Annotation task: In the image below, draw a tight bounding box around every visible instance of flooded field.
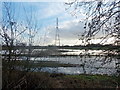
[29,49,119,76]
[2,48,119,76]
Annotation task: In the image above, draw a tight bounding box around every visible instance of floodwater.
[30,49,119,76]
[2,48,119,75]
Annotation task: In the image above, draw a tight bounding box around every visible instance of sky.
[2,2,86,46]
[1,0,116,46]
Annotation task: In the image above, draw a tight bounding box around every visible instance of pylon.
[55,18,60,46]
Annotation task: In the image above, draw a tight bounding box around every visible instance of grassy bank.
[2,59,120,89]
[2,70,119,89]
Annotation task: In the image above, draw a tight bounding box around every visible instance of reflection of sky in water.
[30,49,118,76]
[33,56,116,68]
[38,67,117,76]
[30,56,118,75]
[61,49,103,55]
[32,49,104,55]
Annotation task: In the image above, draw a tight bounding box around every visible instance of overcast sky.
[1,0,116,46]
[30,2,86,46]
[2,2,86,46]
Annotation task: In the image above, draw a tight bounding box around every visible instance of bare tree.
[1,2,39,89]
[65,0,120,77]
[65,0,120,45]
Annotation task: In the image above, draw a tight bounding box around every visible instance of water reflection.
[32,49,104,55]
[30,55,118,76]
[61,49,103,55]
[13,49,119,76]
[32,56,116,68]
[33,67,117,75]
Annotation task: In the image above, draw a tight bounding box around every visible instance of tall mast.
[55,18,60,46]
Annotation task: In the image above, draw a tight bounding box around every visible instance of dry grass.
[2,70,119,89]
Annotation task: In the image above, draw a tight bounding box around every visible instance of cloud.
[1,1,116,46]
[36,19,84,46]
[36,3,66,19]
[35,17,116,46]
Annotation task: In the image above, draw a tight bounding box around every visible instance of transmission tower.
[55,18,60,46]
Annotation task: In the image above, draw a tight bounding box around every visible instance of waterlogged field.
[24,49,119,76]
[2,49,119,76]
[30,56,118,76]
[2,49,120,89]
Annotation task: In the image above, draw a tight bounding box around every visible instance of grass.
[65,74,119,88]
[2,70,119,89]
[2,59,120,89]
